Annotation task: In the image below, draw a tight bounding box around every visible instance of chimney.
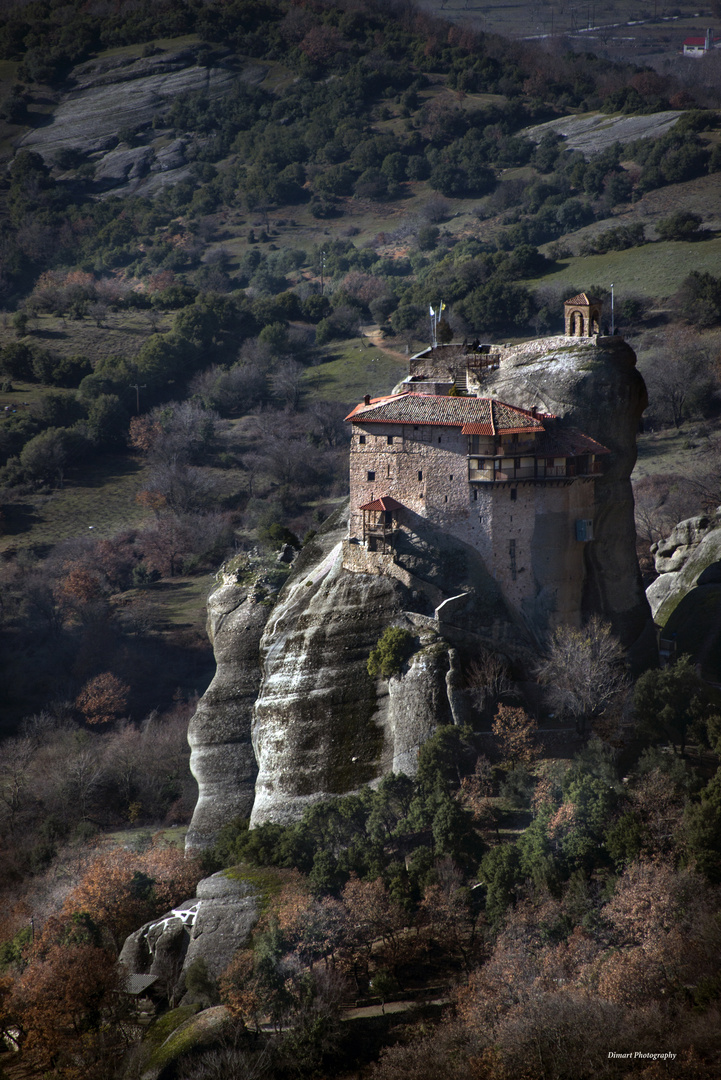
[364,394,371,406]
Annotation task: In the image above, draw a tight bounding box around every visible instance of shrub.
[656,211,704,242]
[367,627,415,678]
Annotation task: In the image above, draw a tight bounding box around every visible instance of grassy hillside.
[525,235,721,299]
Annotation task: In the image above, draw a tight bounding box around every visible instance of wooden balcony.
[468,458,602,483]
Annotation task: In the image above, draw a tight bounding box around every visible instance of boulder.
[119,870,260,990]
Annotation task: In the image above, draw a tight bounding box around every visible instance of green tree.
[685,769,721,883]
[367,627,415,679]
[86,394,130,446]
[19,428,68,486]
[480,842,522,928]
[458,280,536,336]
[656,211,704,242]
[634,655,713,755]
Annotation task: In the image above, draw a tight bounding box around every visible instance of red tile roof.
[345,393,547,434]
[359,496,405,512]
[564,292,602,306]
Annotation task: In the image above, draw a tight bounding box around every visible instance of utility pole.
[610,283,615,336]
[320,250,326,296]
[130,383,146,414]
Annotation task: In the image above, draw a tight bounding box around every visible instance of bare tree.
[0,736,35,837]
[467,649,516,715]
[536,617,630,735]
[639,328,717,430]
[688,434,721,510]
[271,359,305,411]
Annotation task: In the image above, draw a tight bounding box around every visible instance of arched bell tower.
[564,293,603,337]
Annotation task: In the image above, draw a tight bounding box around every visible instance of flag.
[440,301,446,312]
[429,306,435,316]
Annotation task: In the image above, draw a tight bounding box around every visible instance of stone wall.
[349,420,596,634]
[349,421,473,539]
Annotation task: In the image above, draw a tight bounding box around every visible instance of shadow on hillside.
[74,453,143,488]
[30,327,67,340]
[1,502,42,536]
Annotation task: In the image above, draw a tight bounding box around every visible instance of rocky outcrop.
[20,47,249,196]
[646,511,721,674]
[188,503,523,839]
[248,505,461,827]
[186,335,651,844]
[119,870,260,988]
[480,335,653,659]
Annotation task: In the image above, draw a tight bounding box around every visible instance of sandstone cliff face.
[185,573,270,850]
[188,504,504,839]
[249,506,459,826]
[480,336,652,657]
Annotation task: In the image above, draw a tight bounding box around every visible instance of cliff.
[479,335,652,657]
[186,335,652,846]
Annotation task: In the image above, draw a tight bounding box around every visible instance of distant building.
[343,296,612,632]
[683,28,720,56]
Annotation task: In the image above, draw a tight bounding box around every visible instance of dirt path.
[361,323,414,364]
[341,996,450,1020]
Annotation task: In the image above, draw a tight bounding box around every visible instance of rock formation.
[185,569,271,851]
[479,335,652,658]
[119,870,260,990]
[186,334,652,847]
[647,510,721,676]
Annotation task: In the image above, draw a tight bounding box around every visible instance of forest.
[1,0,721,1077]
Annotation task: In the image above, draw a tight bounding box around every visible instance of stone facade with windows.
[344,370,609,631]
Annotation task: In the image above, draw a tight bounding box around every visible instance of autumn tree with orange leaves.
[11,941,124,1079]
[75,672,129,725]
[492,704,538,767]
[51,840,201,953]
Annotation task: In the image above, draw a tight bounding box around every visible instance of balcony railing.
[468,461,601,482]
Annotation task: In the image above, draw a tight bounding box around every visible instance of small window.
[387,435,393,445]
[511,489,517,502]
[473,489,478,501]
[449,474,453,481]
[367,471,375,482]
[359,435,366,444]
[512,433,519,443]
[418,470,423,481]
[413,424,419,430]
[444,495,448,502]
[514,457,521,469]
[438,436,442,444]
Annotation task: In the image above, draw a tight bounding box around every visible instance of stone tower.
[564,293,603,337]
